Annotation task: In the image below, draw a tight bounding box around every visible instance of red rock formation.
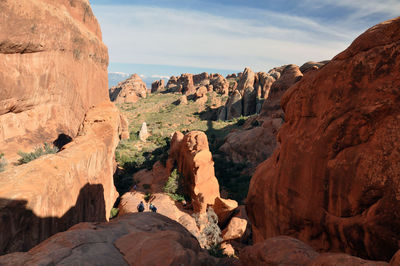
[220,65,302,167]
[0,102,122,254]
[210,74,229,95]
[239,236,319,265]
[151,79,165,93]
[226,90,242,120]
[0,0,109,163]
[118,192,201,239]
[177,73,195,95]
[247,17,400,261]
[193,72,209,85]
[166,75,178,89]
[240,236,388,266]
[0,0,125,255]
[255,72,275,99]
[169,131,220,213]
[213,197,238,226]
[109,74,147,103]
[0,213,236,265]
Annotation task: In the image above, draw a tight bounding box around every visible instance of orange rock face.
[0,102,122,254]
[109,74,148,103]
[0,0,124,255]
[0,213,230,265]
[0,0,109,162]
[169,131,220,213]
[239,236,319,265]
[247,17,400,261]
[240,236,388,266]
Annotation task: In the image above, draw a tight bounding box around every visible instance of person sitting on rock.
[149,203,157,213]
[137,201,145,212]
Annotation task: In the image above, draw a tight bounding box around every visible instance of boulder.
[169,131,220,213]
[213,197,238,226]
[239,236,319,266]
[222,217,247,242]
[247,17,400,261]
[0,0,109,163]
[151,79,165,93]
[0,213,228,265]
[309,253,388,266]
[118,192,200,239]
[110,74,147,103]
[240,236,387,266]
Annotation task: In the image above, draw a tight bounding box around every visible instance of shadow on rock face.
[0,183,106,255]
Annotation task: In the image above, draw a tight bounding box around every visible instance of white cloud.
[151,75,170,79]
[92,3,395,72]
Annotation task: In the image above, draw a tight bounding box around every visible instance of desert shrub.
[0,153,7,172]
[163,169,186,202]
[109,208,119,219]
[17,143,58,165]
[193,207,222,249]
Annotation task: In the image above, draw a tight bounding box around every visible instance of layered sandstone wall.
[247,17,400,261]
[0,102,122,254]
[0,0,109,162]
[0,0,125,255]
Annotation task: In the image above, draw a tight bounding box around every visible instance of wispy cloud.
[92,2,398,73]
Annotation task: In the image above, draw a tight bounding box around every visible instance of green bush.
[17,143,58,165]
[0,153,7,172]
[109,207,119,219]
[163,169,186,202]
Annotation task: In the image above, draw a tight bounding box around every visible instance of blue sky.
[91,0,400,77]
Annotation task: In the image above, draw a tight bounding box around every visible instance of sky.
[90,0,400,78]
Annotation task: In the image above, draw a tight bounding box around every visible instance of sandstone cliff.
[0,0,124,255]
[0,0,109,163]
[247,17,400,261]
